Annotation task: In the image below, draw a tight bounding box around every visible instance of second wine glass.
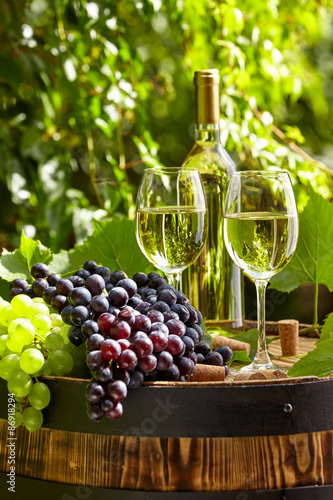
[136,167,207,289]
[223,170,298,371]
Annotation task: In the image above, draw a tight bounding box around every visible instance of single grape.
[81,319,99,339]
[174,356,194,377]
[149,330,168,352]
[163,311,179,322]
[31,278,49,297]
[135,302,152,315]
[0,305,19,327]
[106,379,127,403]
[61,304,74,325]
[8,372,32,397]
[68,287,92,307]
[109,320,131,340]
[162,363,180,381]
[56,279,74,296]
[149,322,169,335]
[165,319,186,337]
[31,263,49,279]
[90,295,109,316]
[147,275,166,289]
[47,273,61,286]
[45,332,64,350]
[11,294,34,316]
[97,312,117,335]
[100,399,114,413]
[0,354,21,380]
[128,370,144,388]
[70,305,90,326]
[100,338,121,360]
[166,335,185,356]
[196,353,206,364]
[19,348,45,374]
[205,351,224,366]
[6,323,36,353]
[75,268,91,280]
[85,274,105,296]
[48,349,73,375]
[184,305,198,325]
[132,314,151,333]
[87,333,105,352]
[51,294,67,312]
[195,342,211,356]
[83,260,99,273]
[93,365,113,384]
[132,335,153,358]
[26,302,49,319]
[68,325,86,346]
[87,404,104,422]
[13,412,23,428]
[69,275,85,288]
[157,289,177,306]
[215,345,233,364]
[85,381,105,404]
[132,272,148,287]
[147,310,164,324]
[137,354,157,373]
[116,278,137,298]
[118,306,135,326]
[184,327,200,345]
[86,350,104,370]
[31,314,52,337]
[94,266,111,280]
[170,304,190,323]
[106,402,123,420]
[108,287,129,308]
[183,336,195,356]
[22,406,43,432]
[9,288,23,299]
[28,382,51,410]
[110,270,127,284]
[118,349,138,370]
[22,287,35,298]
[156,350,173,371]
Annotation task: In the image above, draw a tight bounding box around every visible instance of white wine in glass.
[136,167,207,289]
[223,170,298,371]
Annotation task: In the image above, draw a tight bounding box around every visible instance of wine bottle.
[180,69,244,331]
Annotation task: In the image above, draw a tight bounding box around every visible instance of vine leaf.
[50,218,154,276]
[270,188,333,293]
[287,339,333,377]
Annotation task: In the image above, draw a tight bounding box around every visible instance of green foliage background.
[1,0,333,321]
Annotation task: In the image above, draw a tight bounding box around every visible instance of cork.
[278,319,299,356]
[212,336,251,357]
[234,369,287,381]
[188,364,225,382]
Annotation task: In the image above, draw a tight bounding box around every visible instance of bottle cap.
[194,69,220,124]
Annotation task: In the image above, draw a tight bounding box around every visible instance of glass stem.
[253,279,272,367]
[165,272,182,290]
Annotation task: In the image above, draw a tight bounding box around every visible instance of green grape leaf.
[270,188,333,293]
[50,218,154,276]
[229,350,252,366]
[319,312,333,342]
[287,339,333,377]
[0,232,53,281]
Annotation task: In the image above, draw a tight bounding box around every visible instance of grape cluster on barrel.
[3,261,232,425]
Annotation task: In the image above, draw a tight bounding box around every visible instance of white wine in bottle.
[180,69,244,331]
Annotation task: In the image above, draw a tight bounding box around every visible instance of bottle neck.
[194,123,220,145]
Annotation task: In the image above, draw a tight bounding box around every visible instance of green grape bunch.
[0,263,84,432]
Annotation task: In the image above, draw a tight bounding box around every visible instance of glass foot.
[234,361,287,373]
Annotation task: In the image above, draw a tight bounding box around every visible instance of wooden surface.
[0,418,332,491]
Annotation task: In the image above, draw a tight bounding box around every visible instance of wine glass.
[136,166,207,289]
[223,170,298,371]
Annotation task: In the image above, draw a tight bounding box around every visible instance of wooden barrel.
[1,336,333,499]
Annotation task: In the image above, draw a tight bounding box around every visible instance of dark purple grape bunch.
[82,269,207,422]
[194,342,233,377]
